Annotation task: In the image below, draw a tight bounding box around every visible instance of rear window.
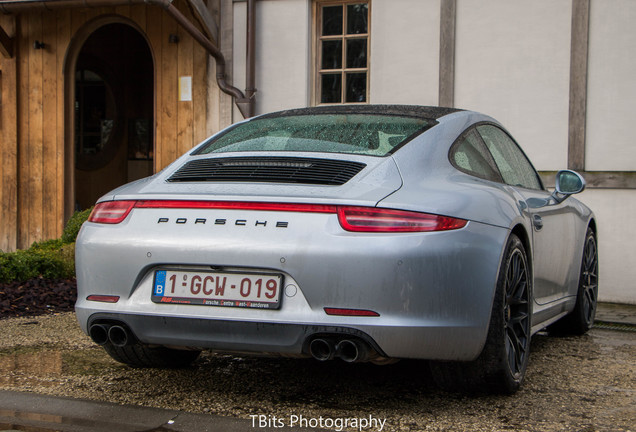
[195,114,434,157]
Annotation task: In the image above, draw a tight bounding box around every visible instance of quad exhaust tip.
[309,337,377,363]
[89,323,135,347]
[108,325,132,347]
[336,339,370,363]
[88,324,109,345]
[309,338,335,361]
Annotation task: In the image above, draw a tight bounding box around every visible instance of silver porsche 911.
[75,105,597,393]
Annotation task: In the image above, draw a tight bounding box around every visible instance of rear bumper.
[80,311,494,361]
[85,312,387,357]
[75,208,509,361]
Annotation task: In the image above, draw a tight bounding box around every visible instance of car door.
[475,124,579,305]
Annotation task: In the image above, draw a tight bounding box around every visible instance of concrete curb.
[595,302,636,327]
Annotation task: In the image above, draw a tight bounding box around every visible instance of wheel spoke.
[584,285,596,321]
[581,235,598,324]
[506,324,527,375]
[508,297,528,307]
[506,331,518,373]
[509,312,529,326]
[585,241,597,270]
[503,247,530,377]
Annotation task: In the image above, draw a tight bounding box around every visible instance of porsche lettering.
[157,217,288,228]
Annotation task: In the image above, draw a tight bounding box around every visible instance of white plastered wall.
[581,1,636,303]
[369,0,440,105]
[586,0,636,171]
[233,0,311,120]
[577,190,636,305]
[454,0,571,171]
[233,0,442,114]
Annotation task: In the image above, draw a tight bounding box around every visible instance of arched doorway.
[67,20,154,212]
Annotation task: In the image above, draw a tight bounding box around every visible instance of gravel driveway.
[0,313,634,432]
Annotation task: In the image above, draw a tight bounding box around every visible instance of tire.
[431,234,532,394]
[103,342,201,368]
[550,227,598,335]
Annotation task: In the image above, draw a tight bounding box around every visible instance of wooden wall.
[0,15,18,252]
[0,1,209,251]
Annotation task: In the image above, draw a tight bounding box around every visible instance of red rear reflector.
[88,201,136,224]
[324,307,380,317]
[86,295,120,303]
[337,207,467,232]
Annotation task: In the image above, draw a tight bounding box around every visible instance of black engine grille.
[167,157,367,185]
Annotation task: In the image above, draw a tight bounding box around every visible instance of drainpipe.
[187,0,218,44]
[0,0,255,119]
[145,0,252,118]
[244,0,255,117]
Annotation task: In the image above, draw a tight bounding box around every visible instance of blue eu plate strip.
[154,270,167,297]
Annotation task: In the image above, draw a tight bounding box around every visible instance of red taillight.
[88,201,136,224]
[88,199,467,232]
[337,206,467,232]
[324,307,380,317]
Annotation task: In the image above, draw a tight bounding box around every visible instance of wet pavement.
[0,390,330,432]
[0,389,251,432]
[0,303,634,432]
[595,302,636,326]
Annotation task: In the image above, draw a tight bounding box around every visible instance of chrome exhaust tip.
[336,339,371,363]
[309,338,336,361]
[88,324,109,345]
[108,325,132,347]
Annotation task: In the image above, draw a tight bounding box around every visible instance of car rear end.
[75,107,507,363]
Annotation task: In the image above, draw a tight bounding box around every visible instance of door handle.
[533,214,543,230]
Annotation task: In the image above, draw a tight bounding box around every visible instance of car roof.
[255,105,463,121]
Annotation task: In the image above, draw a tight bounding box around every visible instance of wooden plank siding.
[0,15,18,252]
[0,1,211,251]
[16,14,29,250]
[27,12,44,244]
[177,19,194,156]
[160,9,179,170]
[41,13,57,241]
[55,10,71,245]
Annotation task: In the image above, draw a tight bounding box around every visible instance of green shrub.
[30,238,64,252]
[0,208,90,283]
[62,207,92,244]
[0,247,74,283]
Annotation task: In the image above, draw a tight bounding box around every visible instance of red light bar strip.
[324,307,380,317]
[135,200,337,214]
[90,199,467,233]
[86,295,120,303]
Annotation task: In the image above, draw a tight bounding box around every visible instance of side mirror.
[552,170,586,202]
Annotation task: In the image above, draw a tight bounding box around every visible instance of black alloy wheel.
[579,229,599,328]
[551,227,598,335]
[502,245,531,379]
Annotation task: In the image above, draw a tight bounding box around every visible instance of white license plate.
[152,269,282,309]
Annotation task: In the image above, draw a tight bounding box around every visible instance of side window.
[450,129,503,182]
[477,124,543,190]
